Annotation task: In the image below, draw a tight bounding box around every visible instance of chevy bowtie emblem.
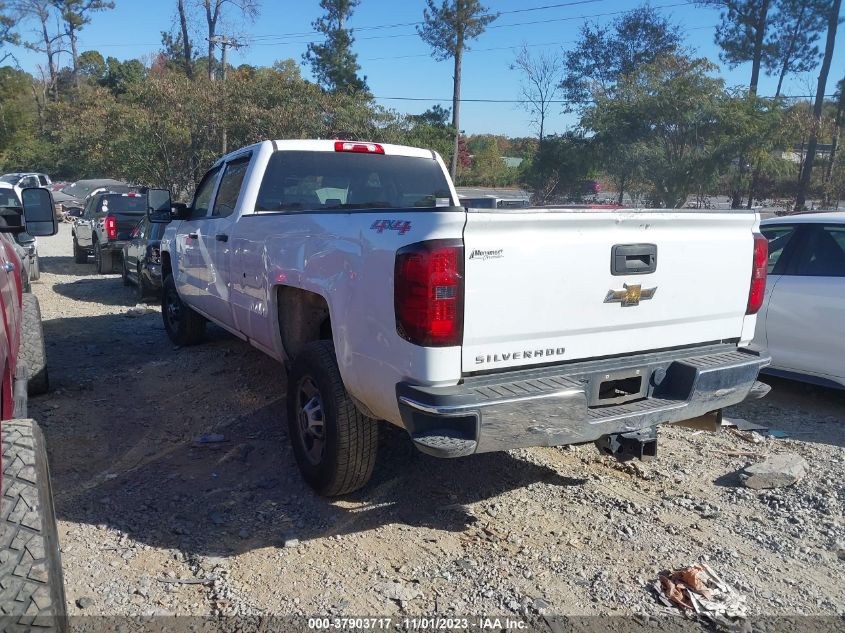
[604,284,657,307]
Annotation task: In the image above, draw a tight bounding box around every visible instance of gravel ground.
[28,224,845,625]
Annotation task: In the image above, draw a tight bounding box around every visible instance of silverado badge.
[604,284,657,307]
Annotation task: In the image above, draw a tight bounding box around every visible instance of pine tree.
[304,0,368,94]
[52,0,115,91]
[417,0,497,179]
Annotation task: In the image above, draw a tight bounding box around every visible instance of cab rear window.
[98,194,147,214]
[255,151,453,212]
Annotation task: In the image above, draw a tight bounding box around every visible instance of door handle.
[216,234,229,242]
[611,244,657,275]
[188,233,198,239]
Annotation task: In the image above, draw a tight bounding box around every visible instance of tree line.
[0,0,842,210]
[514,0,844,210]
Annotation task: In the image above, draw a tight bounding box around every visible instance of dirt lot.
[29,224,845,623]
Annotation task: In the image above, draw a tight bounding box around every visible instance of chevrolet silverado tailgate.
[462,209,758,373]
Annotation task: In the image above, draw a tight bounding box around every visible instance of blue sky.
[7,0,845,137]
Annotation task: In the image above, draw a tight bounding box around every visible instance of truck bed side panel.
[229,210,466,422]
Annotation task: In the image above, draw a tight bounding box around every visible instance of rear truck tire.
[19,295,48,396]
[161,274,205,346]
[121,257,131,286]
[0,419,68,632]
[287,340,378,496]
[94,241,105,274]
[72,237,86,264]
[94,241,115,275]
[30,255,40,282]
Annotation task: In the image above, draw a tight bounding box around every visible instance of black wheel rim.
[164,285,181,331]
[295,375,325,466]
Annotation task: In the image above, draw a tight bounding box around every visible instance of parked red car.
[0,188,66,630]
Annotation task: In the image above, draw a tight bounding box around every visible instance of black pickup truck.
[72,190,148,273]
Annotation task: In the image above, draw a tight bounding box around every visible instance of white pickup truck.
[151,139,771,496]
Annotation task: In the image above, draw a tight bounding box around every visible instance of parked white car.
[753,212,845,389]
[0,172,52,200]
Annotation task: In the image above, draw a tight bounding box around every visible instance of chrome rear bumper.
[397,344,770,458]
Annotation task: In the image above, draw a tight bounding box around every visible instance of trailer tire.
[0,419,67,632]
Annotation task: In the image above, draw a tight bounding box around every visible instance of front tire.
[72,237,87,264]
[0,419,67,632]
[19,294,49,396]
[287,341,378,496]
[161,274,205,346]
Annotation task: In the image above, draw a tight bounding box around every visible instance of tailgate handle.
[611,244,657,275]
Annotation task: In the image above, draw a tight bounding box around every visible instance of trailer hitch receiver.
[595,427,658,462]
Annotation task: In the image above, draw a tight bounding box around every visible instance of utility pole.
[208,35,243,154]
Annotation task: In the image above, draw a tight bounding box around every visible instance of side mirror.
[148,189,173,223]
[67,208,84,218]
[21,188,58,237]
[172,202,190,220]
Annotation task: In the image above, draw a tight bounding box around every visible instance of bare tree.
[52,0,115,91]
[511,46,562,145]
[13,0,66,99]
[417,0,498,179]
[795,0,842,211]
[198,0,258,80]
[177,0,193,78]
[0,2,18,65]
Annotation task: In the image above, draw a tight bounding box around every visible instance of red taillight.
[334,141,385,154]
[395,240,464,347]
[746,232,768,315]
[105,216,117,240]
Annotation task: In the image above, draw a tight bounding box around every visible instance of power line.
[248,0,609,41]
[370,93,837,104]
[248,1,694,46]
[362,23,718,62]
[363,40,577,62]
[69,1,701,50]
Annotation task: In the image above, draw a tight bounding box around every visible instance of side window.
[761,225,798,275]
[83,196,97,218]
[190,166,222,219]
[38,175,49,186]
[150,222,167,241]
[212,156,250,218]
[22,176,38,188]
[793,225,845,277]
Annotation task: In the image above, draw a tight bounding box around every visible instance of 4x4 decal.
[370,220,412,235]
